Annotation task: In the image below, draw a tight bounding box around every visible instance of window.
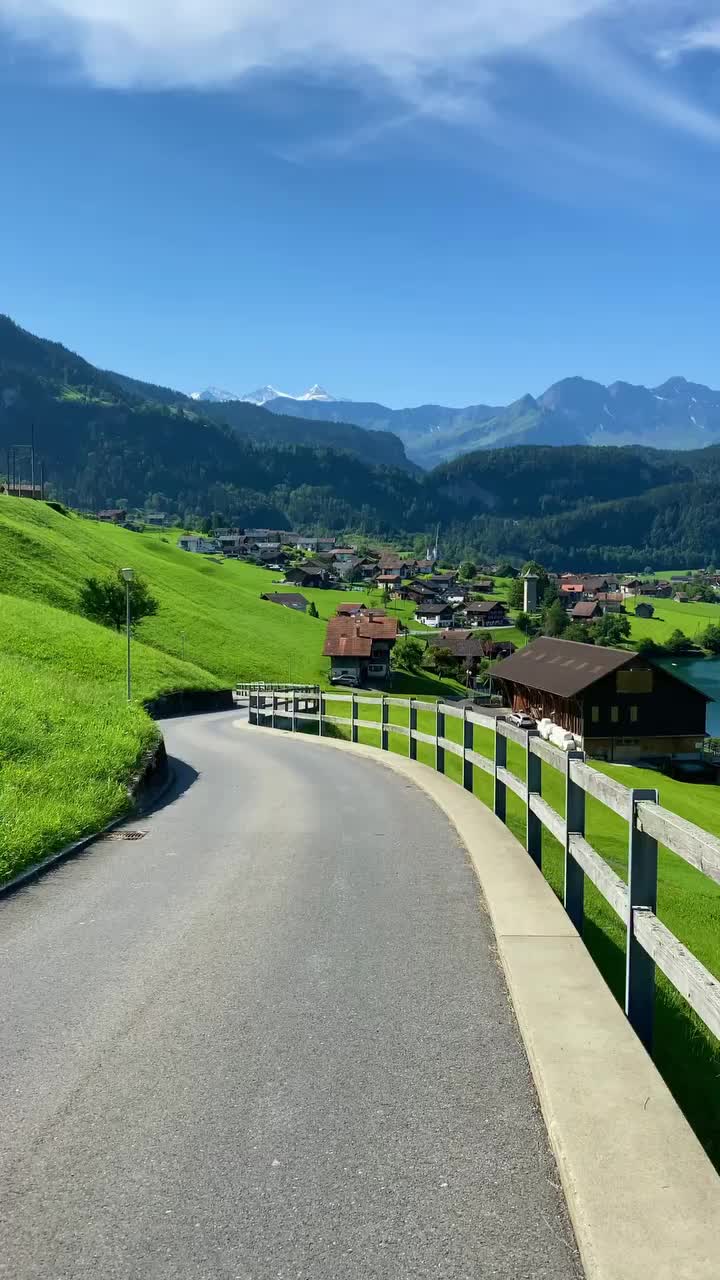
[617,668,653,694]
[630,706,638,723]
[368,664,385,675]
[611,706,619,724]
[591,706,599,723]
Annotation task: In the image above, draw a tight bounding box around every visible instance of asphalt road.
[1,711,582,1279]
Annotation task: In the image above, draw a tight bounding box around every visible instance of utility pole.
[121,568,134,700]
[30,424,35,497]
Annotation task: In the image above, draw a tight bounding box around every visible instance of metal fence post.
[318,691,324,737]
[564,750,586,933]
[351,692,358,743]
[526,729,542,867]
[249,692,256,725]
[436,703,445,774]
[626,787,659,1051]
[271,692,277,730]
[381,695,389,750]
[463,708,473,792]
[291,691,297,733]
[494,719,507,821]
[409,698,417,760]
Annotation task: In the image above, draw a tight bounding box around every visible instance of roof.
[465,600,507,614]
[414,601,453,615]
[491,637,638,698]
[260,593,309,611]
[570,602,602,618]
[336,602,372,616]
[560,584,585,595]
[376,572,401,582]
[323,612,399,658]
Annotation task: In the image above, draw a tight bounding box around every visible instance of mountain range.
[201,375,720,467]
[4,312,720,569]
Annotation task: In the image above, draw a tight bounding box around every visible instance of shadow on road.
[140,757,200,819]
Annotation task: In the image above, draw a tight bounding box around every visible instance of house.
[144,511,170,527]
[470,578,494,594]
[635,602,655,619]
[329,547,358,564]
[570,601,603,622]
[414,602,456,628]
[98,508,127,524]
[674,593,689,604]
[482,639,516,660]
[336,602,384,617]
[376,572,402,591]
[491,636,710,764]
[323,612,399,686]
[427,631,489,682]
[1,482,45,499]
[285,561,334,589]
[621,578,643,597]
[425,572,458,591]
[444,585,472,605]
[260,593,309,612]
[177,535,221,553]
[461,601,510,627]
[595,592,625,614]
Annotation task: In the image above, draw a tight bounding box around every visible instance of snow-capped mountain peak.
[240,383,337,406]
[240,385,293,406]
[190,386,240,403]
[298,384,336,402]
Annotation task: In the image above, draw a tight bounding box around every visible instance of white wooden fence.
[243,687,720,1055]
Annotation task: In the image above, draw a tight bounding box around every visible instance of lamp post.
[121,568,134,700]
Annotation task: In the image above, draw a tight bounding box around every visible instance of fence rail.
[247,690,720,1056]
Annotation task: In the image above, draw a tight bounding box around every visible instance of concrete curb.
[0,743,174,900]
[238,721,720,1280]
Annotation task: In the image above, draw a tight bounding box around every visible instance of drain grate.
[99,829,147,842]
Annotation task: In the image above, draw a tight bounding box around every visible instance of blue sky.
[2,2,720,407]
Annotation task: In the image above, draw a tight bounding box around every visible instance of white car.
[509,713,535,729]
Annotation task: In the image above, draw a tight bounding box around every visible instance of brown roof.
[323,612,399,658]
[570,602,602,618]
[260,593,309,611]
[491,637,637,698]
[336,602,371,616]
[465,600,507,615]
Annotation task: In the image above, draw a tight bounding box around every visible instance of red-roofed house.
[323,612,399,686]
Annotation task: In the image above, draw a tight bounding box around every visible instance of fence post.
[271,692,277,730]
[381,695,389,750]
[351,692,358,743]
[626,787,659,1051]
[249,692,256,726]
[409,698,417,760]
[526,730,542,867]
[494,719,507,821]
[436,703,445,774]
[463,708,473,792]
[564,751,586,933]
[318,691,324,737]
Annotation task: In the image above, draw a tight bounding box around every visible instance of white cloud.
[2,0,720,147]
[657,18,720,64]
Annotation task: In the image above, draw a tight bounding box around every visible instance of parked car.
[330,672,361,687]
[509,712,535,729]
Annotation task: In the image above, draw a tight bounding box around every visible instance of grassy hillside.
[0,593,222,882]
[624,595,720,645]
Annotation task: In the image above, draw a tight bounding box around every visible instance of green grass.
[0,593,223,882]
[623,594,720,645]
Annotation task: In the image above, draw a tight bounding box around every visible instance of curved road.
[1,711,581,1279]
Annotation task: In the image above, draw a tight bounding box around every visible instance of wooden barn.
[491,636,710,763]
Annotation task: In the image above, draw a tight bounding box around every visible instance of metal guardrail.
[248,690,720,1052]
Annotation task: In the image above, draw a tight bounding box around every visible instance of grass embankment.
[0,594,222,882]
[296,698,720,1166]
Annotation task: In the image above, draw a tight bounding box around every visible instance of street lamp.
[121,568,134,700]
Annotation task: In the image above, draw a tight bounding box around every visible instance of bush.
[392,635,424,671]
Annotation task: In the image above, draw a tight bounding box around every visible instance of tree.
[307,601,319,619]
[459,560,477,581]
[392,635,424,672]
[636,636,661,655]
[515,611,535,635]
[543,599,568,637]
[595,612,631,647]
[700,623,720,654]
[78,570,159,632]
[424,646,458,678]
[541,580,560,609]
[200,516,213,534]
[564,622,595,644]
[666,629,693,655]
[497,563,518,578]
[507,578,524,610]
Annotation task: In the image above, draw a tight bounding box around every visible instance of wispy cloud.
[2,0,720,152]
